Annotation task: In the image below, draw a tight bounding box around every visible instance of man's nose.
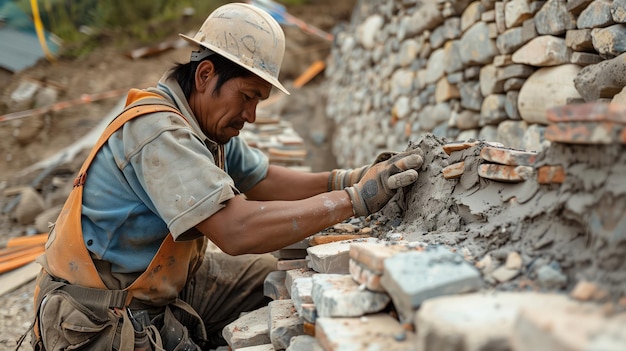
[242,103,257,123]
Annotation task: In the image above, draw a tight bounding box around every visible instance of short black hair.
[169,54,253,99]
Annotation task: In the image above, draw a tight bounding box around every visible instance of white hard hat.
[180,2,290,95]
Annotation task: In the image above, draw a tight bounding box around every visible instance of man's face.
[198,73,272,144]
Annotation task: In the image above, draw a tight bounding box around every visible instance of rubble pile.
[325,0,626,167]
[220,102,626,350]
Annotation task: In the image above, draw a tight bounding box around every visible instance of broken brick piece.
[478,164,534,183]
[442,161,465,179]
[442,141,479,155]
[480,147,537,166]
[350,241,427,274]
[277,259,309,271]
[546,102,626,124]
[545,122,625,144]
[536,165,566,184]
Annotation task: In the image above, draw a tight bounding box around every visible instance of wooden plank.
[0,261,41,297]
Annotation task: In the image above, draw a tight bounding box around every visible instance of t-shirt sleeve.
[117,112,238,239]
[225,136,269,193]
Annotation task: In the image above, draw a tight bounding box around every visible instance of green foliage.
[14,0,228,57]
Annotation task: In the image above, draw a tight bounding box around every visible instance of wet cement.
[387,134,626,299]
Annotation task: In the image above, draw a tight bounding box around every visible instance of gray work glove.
[327,152,398,191]
[345,148,424,217]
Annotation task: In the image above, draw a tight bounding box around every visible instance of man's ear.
[195,60,215,93]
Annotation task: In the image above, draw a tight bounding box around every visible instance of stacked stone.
[325,0,626,168]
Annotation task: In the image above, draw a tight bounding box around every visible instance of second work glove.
[328,152,398,191]
[345,148,424,217]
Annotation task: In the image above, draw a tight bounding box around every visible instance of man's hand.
[344,149,424,217]
[327,152,398,191]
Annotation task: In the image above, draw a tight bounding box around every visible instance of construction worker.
[25,3,424,350]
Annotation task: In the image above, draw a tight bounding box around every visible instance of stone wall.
[325,0,626,167]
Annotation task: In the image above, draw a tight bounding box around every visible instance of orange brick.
[546,102,626,124]
[442,161,465,179]
[442,141,479,155]
[545,122,624,144]
[303,321,316,336]
[478,164,534,182]
[537,165,566,184]
[480,146,537,166]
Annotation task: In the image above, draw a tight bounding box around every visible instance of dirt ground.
[0,1,356,348]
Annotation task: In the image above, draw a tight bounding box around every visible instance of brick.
[272,248,308,260]
[478,164,534,182]
[291,277,314,319]
[223,306,271,349]
[537,165,566,184]
[546,102,626,124]
[285,335,318,351]
[570,280,607,301]
[480,146,538,166]
[511,302,626,351]
[380,247,482,321]
[349,241,427,273]
[442,161,466,179]
[285,268,315,296]
[545,121,625,144]
[277,259,309,271]
[316,314,416,351]
[268,299,304,350]
[264,270,289,301]
[311,274,390,317]
[306,237,378,274]
[415,292,591,351]
[349,259,385,292]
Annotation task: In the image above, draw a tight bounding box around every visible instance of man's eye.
[243,94,252,102]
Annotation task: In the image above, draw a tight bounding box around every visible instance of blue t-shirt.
[81,74,269,273]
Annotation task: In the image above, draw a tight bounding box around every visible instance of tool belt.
[27,270,208,351]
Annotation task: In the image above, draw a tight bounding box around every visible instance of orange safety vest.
[43,89,207,306]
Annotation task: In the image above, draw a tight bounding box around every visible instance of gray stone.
[536,265,568,289]
[518,64,581,123]
[443,40,464,74]
[398,39,421,67]
[505,0,533,28]
[577,0,615,28]
[457,129,480,140]
[496,120,528,149]
[565,28,595,51]
[574,52,626,101]
[435,78,460,102]
[496,27,526,54]
[423,48,447,85]
[480,94,508,126]
[268,300,303,350]
[591,24,626,57]
[407,1,444,35]
[495,2,506,33]
[462,1,487,32]
[459,81,484,111]
[311,274,390,318]
[481,9,496,22]
[571,51,604,66]
[465,65,482,80]
[534,0,577,35]
[430,17,462,49]
[613,0,626,22]
[493,54,513,66]
[316,314,416,351]
[479,125,499,141]
[223,306,270,349]
[522,123,549,152]
[496,64,535,81]
[522,18,538,42]
[13,187,45,225]
[512,35,572,66]
[391,69,415,99]
[504,78,525,90]
[505,90,521,120]
[393,96,411,119]
[454,109,481,130]
[358,15,384,49]
[380,246,482,321]
[480,64,505,96]
[459,22,499,65]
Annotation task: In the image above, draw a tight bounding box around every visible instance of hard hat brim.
[179,33,290,96]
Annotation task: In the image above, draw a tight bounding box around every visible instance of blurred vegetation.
[12,0,233,57]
